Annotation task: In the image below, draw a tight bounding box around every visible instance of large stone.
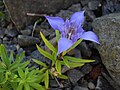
[92,13,120,87]
[3,0,80,30]
[17,35,40,47]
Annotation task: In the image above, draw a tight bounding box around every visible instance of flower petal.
[45,16,64,31]
[58,38,73,54]
[79,31,100,44]
[77,26,84,33]
[70,11,85,27]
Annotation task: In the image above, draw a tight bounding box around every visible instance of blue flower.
[45,11,100,54]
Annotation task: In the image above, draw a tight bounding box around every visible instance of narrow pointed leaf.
[40,32,57,53]
[67,39,83,52]
[30,83,45,90]
[17,84,23,90]
[19,61,30,69]
[0,44,10,67]
[62,39,83,56]
[9,52,25,70]
[55,60,61,75]
[9,51,14,64]
[69,62,84,68]
[12,61,30,72]
[36,44,54,61]
[64,56,95,63]
[63,57,70,68]
[18,67,25,78]
[24,83,30,90]
[32,59,47,67]
[52,52,57,66]
[57,74,68,79]
[44,70,49,89]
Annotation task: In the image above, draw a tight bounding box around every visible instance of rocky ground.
[0,0,120,90]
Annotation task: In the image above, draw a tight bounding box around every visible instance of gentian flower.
[45,11,100,54]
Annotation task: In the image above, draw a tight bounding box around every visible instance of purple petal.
[58,38,73,54]
[45,16,64,31]
[79,31,100,44]
[64,19,70,34]
[70,11,85,27]
[77,26,84,33]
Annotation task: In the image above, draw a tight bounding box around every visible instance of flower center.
[67,27,75,40]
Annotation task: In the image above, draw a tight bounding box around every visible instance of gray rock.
[56,3,82,20]
[67,69,84,84]
[68,3,82,13]
[78,42,92,58]
[17,48,24,55]
[83,6,96,20]
[17,35,40,47]
[50,79,59,87]
[73,86,89,90]
[80,64,92,74]
[88,1,101,10]
[80,0,90,6]
[31,48,51,65]
[102,0,120,15]
[102,0,115,15]
[6,44,17,51]
[5,29,18,37]
[92,13,120,87]
[96,76,115,90]
[34,27,53,38]
[115,4,120,12]
[20,29,32,35]
[50,88,62,90]
[88,82,95,90]
[3,0,80,30]
[0,28,5,38]
[56,10,73,20]
[31,50,42,60]
[102,72,120,90]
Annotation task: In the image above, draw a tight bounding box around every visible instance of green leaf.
[9,52,25,71]
[0,62,6,70]
[0,44,10,67]
[69,62,84,68]
[57,74,68,79]
[10,82,18,90]
[55,30,61,41]
[0,79,6,84]
[0,67,6,72]
[44,70,49,89]
[64,56,95,63]
[25,68,29,76]
[40,32,57,53]
[24,83,30,90]
[30,83,45,90]
[9,51,14,64]
[18,67,25,78]
[68,39,83,52]
[62,39,83,56]
[39,68,47,74]
[63,57,70,68]
[17,84,23,90]
[36,44,54,61]
[55,60,61,75]
[35,74,45,83]
[19,61,30,69]
[32,59,47,68]
[51,52,57,66]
